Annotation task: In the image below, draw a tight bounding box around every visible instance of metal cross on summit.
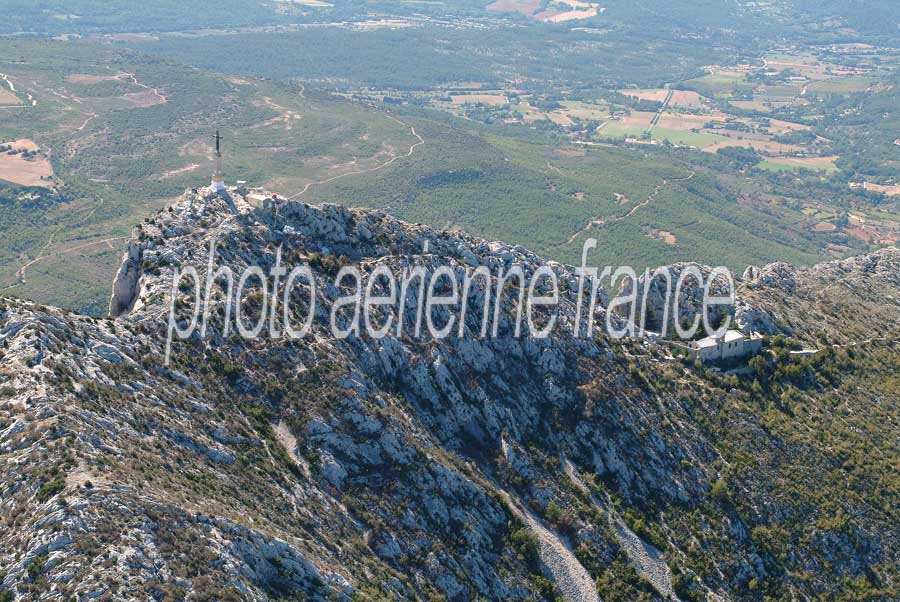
[210,129,226,192]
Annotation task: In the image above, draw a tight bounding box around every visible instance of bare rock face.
[752,261,798,291]
[2,187,899,602]
[621,263,735,334]
[108,238,143,318]
[734,302,782,335]
[741,265,760,282]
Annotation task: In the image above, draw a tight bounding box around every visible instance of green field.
[649,127,724,148]
[682,73,753,98]
[597,121,649,139]
[807,76,876,95]
[759,159,837,173]
[759,160,801,172]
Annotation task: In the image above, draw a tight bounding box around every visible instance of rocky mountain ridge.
[0,187,898,601]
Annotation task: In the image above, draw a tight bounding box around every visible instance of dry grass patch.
[763,155,838,171]
[65,73,123,84]
[0,153,54,188]
[557,101,608,120]
[487,0,542,16]
[619,88,670,103]
[537,7,600,22]
[649,229,677,245]
[122,90,167,107]
[547,112,573,126]
[766,118,812,134]
[6,138,41,153]
[0,88,20,105]
[704,138,806,155]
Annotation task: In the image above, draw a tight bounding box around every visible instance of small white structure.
[688,330,763,363]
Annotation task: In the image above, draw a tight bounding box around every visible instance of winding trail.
[1,73,17,92]
[288,114,424,200]
[1,198,114,290]
[10,227,63,287]
[8,235,126,288]
[556,170,695,247]
[122,72,167,105]
[0,73,26,108]
[547,161,568,177]
[790,335,893,355]
[77,112,98,131]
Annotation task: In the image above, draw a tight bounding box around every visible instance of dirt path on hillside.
[0,73,28,109]
[8,227,63,287]
[122,72,167,105]
[287,114,424,200]
[76,112,98,131]
[1,198,120,290]
[556,170,695,247]
[1,73,17,93]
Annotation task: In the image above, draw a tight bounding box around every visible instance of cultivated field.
[450,94,509,106]
[620,88,707,108]
[489,0,602,22]
[620,88,670,103]
[0,139,54,187]
[704,138,806,155]
[486,0,542,17]
[760,156,838,172]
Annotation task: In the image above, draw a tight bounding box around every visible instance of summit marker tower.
[210,129,226,193]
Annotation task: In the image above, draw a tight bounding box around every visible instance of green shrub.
[709,479,730,505]
[509,528,540,566]
[36,477,66,502]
